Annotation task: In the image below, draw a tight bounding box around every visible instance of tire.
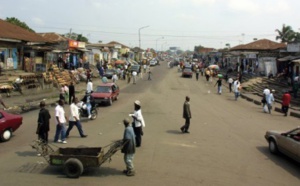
[269,139,278,154]
[1,129,12,142]
[108,98,113,106]
[90,109,97,120]
[64,158,84,178]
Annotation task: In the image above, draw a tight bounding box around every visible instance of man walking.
[68,82,75,105]
[282,90,291,116]
[233,79,241,100]
[66,97,87,138]
[228,77,233,92]
[214,78,222,94]
[148,68,152,80]
[121,118,136,176]
[36,101,51,145]
[54,99,68,144]
[266,89,275,114]
[132,71,137,84]
[180,96,191,133]
[195,68,200,81]
[86,79,93,94]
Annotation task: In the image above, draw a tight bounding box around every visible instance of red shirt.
[282,93,291,106]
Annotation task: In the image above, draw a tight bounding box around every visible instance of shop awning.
[77,48,90,52]
[292,59,300,64]
[278,55,300,62]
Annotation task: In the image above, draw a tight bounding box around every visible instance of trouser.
[69,94,75,105]
[196,73,199,80]
[205,75,209,81]
[282,105,289,115]
[54,123,66,142]
[148,74,151,80]
[229,83,232,92]
[66,121,85,137]
[133,76,136,84]
[134,126,142,147]
[235,92,240,100]
[86,103,91,116]
[267,103,272,113]
[38,131,48,144]
[218,85,222,94]
[181,118,190,132]
[124,153,134,171]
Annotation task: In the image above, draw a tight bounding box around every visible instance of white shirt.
[132,71,137,76]
[112,74,118,81]
[86,82,93,93]
[69,103,80,121]
[233,80,240,92]
[55,105,66,124]
[134,109,145,127]
[228,78,233,84]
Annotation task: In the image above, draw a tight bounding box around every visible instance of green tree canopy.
[64,33,89,43]
[275,24,295,43]
[5,17,35,32]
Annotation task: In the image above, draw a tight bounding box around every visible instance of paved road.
[0,63,299,186]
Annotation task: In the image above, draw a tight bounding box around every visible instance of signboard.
[287,43,300,52]
[78,42,85,48]
[114,44,121,49]
[69,40,78,48]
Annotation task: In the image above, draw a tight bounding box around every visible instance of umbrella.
[217,74,223,78]
[115,60,125,65]
[208,65,220,70]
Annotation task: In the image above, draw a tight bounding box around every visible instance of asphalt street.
[0,62,300,186]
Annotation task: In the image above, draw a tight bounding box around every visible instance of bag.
[263,105,268,113]
[261,98,266,104]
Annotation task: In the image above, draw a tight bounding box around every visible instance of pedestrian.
[36,101,51,146]
[112,72,118,83]
[86,68,91,83]
[214,78,222,94]
[82,92,94,119]
[228,77,233,92]
[63,84,69,101]
[54,99,68,144]
[86,79,93,94]
[129,100,145,147]
[68,82,75,105]
[127,70,131,84]
[205,69,210,82]
[148,68,152,80]
[282,90,291,116]
[0,94,8,109]
[262,86,270,107]
[66,97,87,138]
[143,64,147,73]
[233,79,241,100]
[121,118,136,176]
[293,81,299,98]
[195,68,199,81]
[266,89,275,114]
[132,71,137,84]
[180,96,191,133]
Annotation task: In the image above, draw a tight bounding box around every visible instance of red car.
[0,110,23,142]
[182,68,193,78]
[92,83,120,106]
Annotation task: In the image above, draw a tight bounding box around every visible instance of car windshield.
[106,69,115,73]
[96,86,112,93]
[184,69,192,72]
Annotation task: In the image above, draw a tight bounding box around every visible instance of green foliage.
[275,24,295,43]
[64,33,89,43]
[5,17,35,32]
[194,45,204,52]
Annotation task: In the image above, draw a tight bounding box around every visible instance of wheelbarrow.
[31,139,125,178]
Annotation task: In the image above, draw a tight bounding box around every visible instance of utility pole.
[69,28,72,39]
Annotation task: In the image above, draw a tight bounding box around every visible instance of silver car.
[265,127,300,162]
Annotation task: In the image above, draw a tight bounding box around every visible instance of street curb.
[290,112,300,118]
[274,107,282,113]
[253,100,262,105]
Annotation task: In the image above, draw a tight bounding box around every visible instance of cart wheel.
[64,158,83,178]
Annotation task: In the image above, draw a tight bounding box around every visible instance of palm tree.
[293,32,300,43]
[275,24,295,43]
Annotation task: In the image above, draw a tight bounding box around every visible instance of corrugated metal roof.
[230,39,286,51]
[0,19,48,43]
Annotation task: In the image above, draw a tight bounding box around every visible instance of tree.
[275,24,295,43]
[194,45,204,53]
[5,17,35,32]
[63,33,89,43]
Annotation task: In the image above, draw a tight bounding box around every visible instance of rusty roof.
[198,48,215,53]
[230,39,286,51]
[0,19,48,43]
[107,41,130,48]
[39,32,68,42]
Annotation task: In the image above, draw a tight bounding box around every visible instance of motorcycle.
[77,101,98,120]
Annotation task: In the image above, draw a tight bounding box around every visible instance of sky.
[0,0,300,51]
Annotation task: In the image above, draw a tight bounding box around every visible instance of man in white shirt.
[112,73,118,83]
[233,80,241,101]
[66,97,87,138]
[228,77,233,92]
[54,99,68,144]
[132,71,137,84]
[86,79,93,94]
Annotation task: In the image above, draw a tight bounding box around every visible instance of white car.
[149,60,157,66]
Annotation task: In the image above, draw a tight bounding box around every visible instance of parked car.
[91,83,120,106]
[265,127,300,162]
[149,60,157,66]
[103,69,117,79]
[0,110,23,142]
[182,68,193,78]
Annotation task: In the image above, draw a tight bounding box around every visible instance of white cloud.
[228,0,260,14]
[190,0,216,5]
[265,1,291,14]
[31,17,44,25]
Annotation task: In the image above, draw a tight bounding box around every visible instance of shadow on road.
[15,151,38,157]
[256,146,300,178]
[166,130,183,134]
